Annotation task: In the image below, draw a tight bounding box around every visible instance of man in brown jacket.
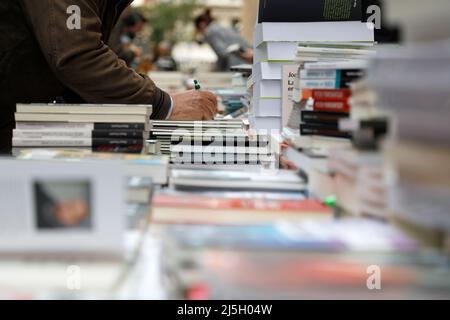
[0,0,218,152]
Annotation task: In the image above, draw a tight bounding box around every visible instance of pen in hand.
[194,80,202,91]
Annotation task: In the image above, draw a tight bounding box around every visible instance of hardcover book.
[258,0,362,23]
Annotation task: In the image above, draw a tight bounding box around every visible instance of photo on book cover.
[34,180,92,230]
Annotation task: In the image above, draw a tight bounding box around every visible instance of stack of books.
[150,120,275,165]
[328,148,388,219]
[161,217,428,300]
[367,42,450,247]
[339,79,389,150]
[250,0,374,131]
[13,104,152,154]
[297,60,369,140]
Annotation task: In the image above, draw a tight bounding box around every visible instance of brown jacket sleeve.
[20,0,171,119]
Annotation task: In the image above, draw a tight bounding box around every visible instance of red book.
[312,89,351,102]
[152,195,332,225]
[154,194,330,212]
[314,100,351,113]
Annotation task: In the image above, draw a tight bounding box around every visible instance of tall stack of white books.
[251,19,374,131]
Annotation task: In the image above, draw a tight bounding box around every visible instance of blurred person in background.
[109,10,148,67]
[195,9,253,71]
[0,0,218,153]
[154,41,178,72]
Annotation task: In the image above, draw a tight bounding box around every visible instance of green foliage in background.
[139,0,199,45]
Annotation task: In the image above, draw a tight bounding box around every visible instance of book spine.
[93,123,147,131]
[91,138,144,147]
[92,130,148,139]
[258,0,362,23]
[301,77,355,90]
[12,138,144,147]
[13,138,92,147]
[301,111,349,125]
[300,124,351,139]
[15,123,95,130]
[15,122,147,131]
[313,100,351,113]
[13,130,148,140]
[92,144,144,154]
[301,69,364,80]
[312,89,351,102]
[13,130,92,139]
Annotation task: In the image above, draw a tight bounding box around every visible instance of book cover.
[312,89,351,102]
[154,194,330,213]
[15,122,148,131]
[13,130,149,140]
[12,138,143,147]
[258,0,362,23]
[301,123,352,139]
[314,100,351,113]
[302,111,349,125]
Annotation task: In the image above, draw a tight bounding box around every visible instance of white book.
[15,122,151,131]
[14,130,93,139]
[13,138,93,147]
[16,104,152,116]
[0,159,125,258]
[297,41,375,48]
[171,146,271,155]
[250,117,281,131]
[17,149,169,185]
[296,46,375,56]
[255,42,299,62]
[253,98,282,117]
[253,62,297,80]
[282,64,301,128]
[300,69,341,79]
[254,22,375,47]
[170,169,305,192]
[254,80,282,98]
[304,60,369,70]
[300,79,338,89]
[15,113,149,124]
[13,129,149,140]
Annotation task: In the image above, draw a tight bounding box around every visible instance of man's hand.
[170,90,218,121]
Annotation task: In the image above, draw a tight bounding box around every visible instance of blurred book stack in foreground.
[367,42,450,248]
[336,78,389,151]
[159,217,450,300]
[328,148,388,220]
[13,104,152,154]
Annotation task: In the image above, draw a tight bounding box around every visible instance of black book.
[94,123,147,131]
[92,144,144,154]
[301,111,349,125]
[258,0,362,23]
[92,130,149,140]
[91,138,144,147]
[358,118,389,135]
[300,123,351,139]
